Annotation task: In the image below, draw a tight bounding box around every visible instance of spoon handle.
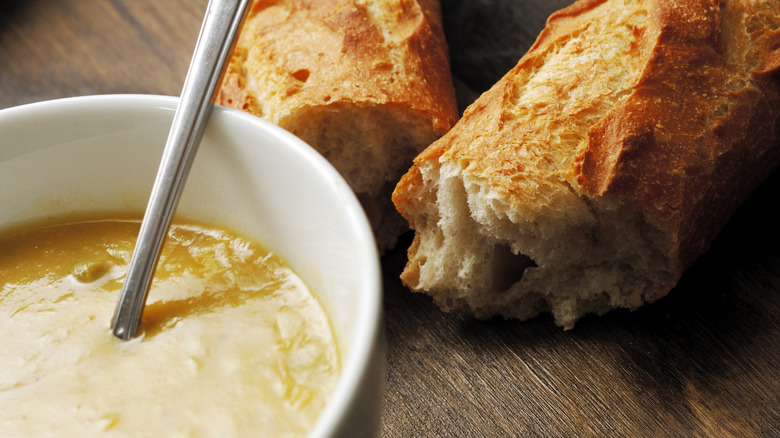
[111,0,253,340]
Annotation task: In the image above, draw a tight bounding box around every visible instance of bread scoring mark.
[450,0,650,220]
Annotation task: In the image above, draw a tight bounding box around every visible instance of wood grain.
[0,0,205,106]
[1,1,778,437]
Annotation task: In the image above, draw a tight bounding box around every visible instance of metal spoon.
[111,0,252,340]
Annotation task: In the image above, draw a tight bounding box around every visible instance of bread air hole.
[491,244,536,292]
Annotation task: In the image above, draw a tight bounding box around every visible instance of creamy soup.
[0,219,339,437]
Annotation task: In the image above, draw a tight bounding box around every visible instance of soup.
[0,218,340,437]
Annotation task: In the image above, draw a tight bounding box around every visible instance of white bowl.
[0,94,384,437]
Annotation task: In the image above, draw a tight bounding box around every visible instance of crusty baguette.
[392,0,780,329]
[217,0,458,252]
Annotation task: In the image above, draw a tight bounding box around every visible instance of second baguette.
[218,0,458,251]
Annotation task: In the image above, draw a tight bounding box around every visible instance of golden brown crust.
[217,0,457,133]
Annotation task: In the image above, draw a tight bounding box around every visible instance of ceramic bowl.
[0,94,384,437]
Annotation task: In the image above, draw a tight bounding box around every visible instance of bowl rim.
[0,94,384,437]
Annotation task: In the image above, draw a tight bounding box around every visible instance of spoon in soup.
[111,0,253,340]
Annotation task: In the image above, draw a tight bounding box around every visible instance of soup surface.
[0,219,339,437]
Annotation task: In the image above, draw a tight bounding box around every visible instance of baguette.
[217,0,458,252]
[392,0,780,328]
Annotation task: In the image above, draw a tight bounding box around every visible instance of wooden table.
[2,1,778,436]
